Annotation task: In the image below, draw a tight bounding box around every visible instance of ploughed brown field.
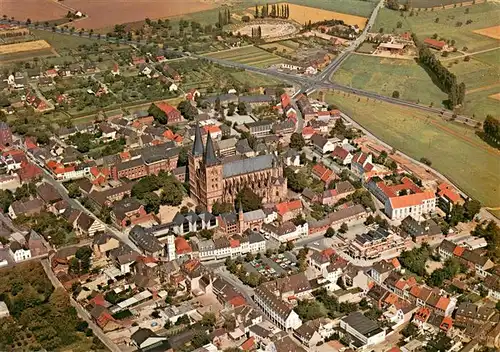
[3,0,215,30]
[63,0,214,29]
[2,0,68,22]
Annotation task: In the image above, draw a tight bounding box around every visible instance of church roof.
[192,123,204,156]
[223,154,274,178]
[204,132,218,165]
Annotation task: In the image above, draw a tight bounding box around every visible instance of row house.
[295,94,315,121]
[308,204,368,235]
[311,163,336,186]
[190,230,266,261]
[294,318,335,348]
[254,273,311,331]
[261,221,308,243]
[321,180,355,206]
[88,182,134,211]
[437,239,495,277]
[170,211,218,236]
[331,145,353,165]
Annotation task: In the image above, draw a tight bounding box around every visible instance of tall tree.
[255,5,259,18]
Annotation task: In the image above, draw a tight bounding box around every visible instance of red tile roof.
[275,199,302,216]
[175,237,192,255]
[389,191,435,210]
[155,102,179,115]
[436,296,450,311]
[240,337,255,351]
[424,38,446,49]
[453,246,465,257]
[332,146,349,159]
[437,182,461,203]
[228,295,246,307]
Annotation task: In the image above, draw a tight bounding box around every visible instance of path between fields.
[466,81,500,94]
[441,46,500,61]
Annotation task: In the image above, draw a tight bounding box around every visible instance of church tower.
[188,123,204,204]
[200,133,223,212]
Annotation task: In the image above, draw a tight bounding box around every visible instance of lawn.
[320,90,500,213]
[204,45,287,68]
[229,70,283,86]
[331,54,448,106]
[372,3,500,52]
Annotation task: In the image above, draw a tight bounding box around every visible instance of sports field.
[320,91,500,214]
[373,3,500,52]
[203,46,287,68]
[332,54,448,106]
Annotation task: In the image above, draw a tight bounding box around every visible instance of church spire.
[204,132,218,165]
[192,122,204,156]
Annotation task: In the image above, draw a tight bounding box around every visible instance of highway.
[1,13,479,127]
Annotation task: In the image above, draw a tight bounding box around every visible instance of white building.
[386,192,436,221]
[261,222,308,243]
[9,242,31,262]
[340,312,386,348]
[0,301,9,319]
[166,235,176,261]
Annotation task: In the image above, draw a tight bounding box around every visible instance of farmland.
[276,3,368,28]
[286,0,377,18]
[372,3,500,52]
[0,39,56,62]
[405,0,485,8]
[320,91,500,215]
[203,45,287,68]
[31,29,97,50]
[332,54,448,107]
[1,0,67,22]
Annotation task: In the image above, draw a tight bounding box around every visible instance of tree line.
[251,26,262,38]
[255,3,290,19]
[218,8,231,28]
[413,34,466,108]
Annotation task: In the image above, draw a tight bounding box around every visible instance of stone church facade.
[188,124,287,211]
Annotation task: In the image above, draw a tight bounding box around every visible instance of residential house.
[312,163,336,186]
[170,211,218,236]
[74,212,105,237]
[331,145,353,165]
[9,241,31,262]
[400,215,442,243]
[321,181,355,206]
[351,152,374,178]
[275,199,302,223]
[111,198,148,228]
[131,328,169,351]
[129,226,164,257]
[310,134,337,155]
[437,239,495,277]
[8,198,44,219]
[294,318,335,348]
[92,233,120,258]
[436,182,463,214]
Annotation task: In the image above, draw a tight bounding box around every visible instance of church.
[188,124,287,211]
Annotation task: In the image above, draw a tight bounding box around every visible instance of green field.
[204,45,287,68]
[372,3,500,52]
[332,54,448,106]
[320,91,500,215]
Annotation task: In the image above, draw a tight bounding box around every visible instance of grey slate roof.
[223,154,274,178]
[192,123,204,156]
[204,132,218,165]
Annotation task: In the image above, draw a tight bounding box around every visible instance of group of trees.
[473,220,500,261]
[131,171,185,213]
[14,212,73,247]
[251,26,262,39]
[290,132,306,150]
[399,243,431,277]
[444,198,481,227]
[68,246,93,275]
[235,187,262,212]
[255,4,290,19]
[0,262,96,351]
[413,34,466,107]
[427,257,465,287]
[479,115,499,148]
[177,100,198,121]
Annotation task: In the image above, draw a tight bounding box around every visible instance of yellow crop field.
[0,40,52,54]
[473,25,500,40]
[282,3,367,29]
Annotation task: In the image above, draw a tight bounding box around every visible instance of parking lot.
[245,253,298,280]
